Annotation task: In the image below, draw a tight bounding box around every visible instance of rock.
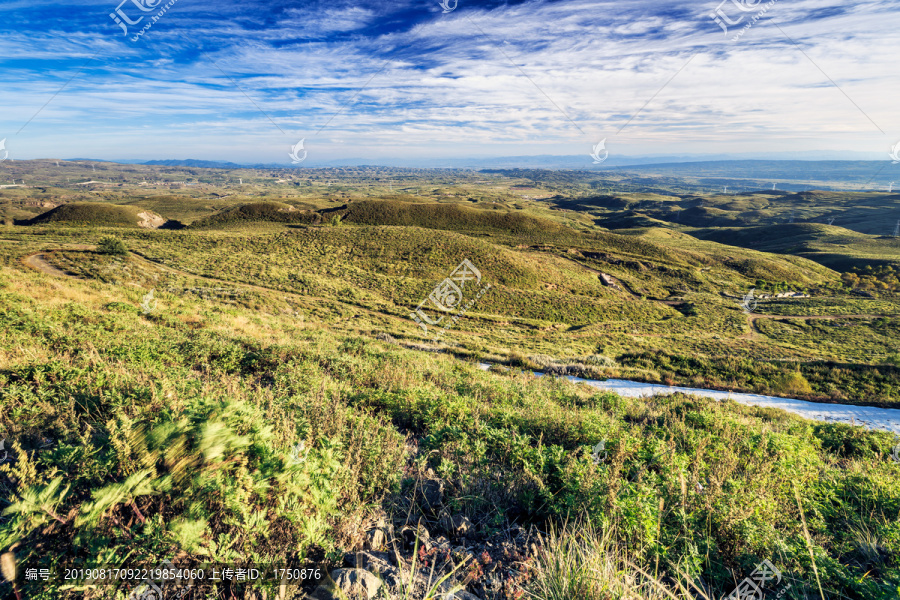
[436,590,481,600]
[310,584,333,600]
[419,479,443,511]
[450,515,473,537]
[136,211,167,229]
[343,551,394,572]
[365,527,386,550]
[401,524,432,550]
[329,569,382,600]
[343,552,401,589]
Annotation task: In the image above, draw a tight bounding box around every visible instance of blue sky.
[0,0,898,165]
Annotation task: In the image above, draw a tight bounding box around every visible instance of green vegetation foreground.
[0,263,898,599]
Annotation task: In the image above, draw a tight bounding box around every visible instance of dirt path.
[22,253,71,278]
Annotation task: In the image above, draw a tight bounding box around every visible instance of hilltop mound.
[699,223,862,251]
[334,200,568,234]
[27,202,169,228]
[189,201,318,228]
[696,222,900,271]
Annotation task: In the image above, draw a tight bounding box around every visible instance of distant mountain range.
[58,155,898,187]
[142,159,246,169]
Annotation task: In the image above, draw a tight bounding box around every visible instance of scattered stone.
[365,527,386,550]
[418,479,443,511]
[344,551,393,571]
[343,552,401,588]
[401,524,432,550]
[330,568,382,600]
[310,585,334,600]
[447,592,482,600]
[375,332,397,344]
[450,515,473,537]
[448,591,481,600]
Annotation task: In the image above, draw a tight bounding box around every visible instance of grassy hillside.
[0,259,898,600]
[334,200,569,236]
[4,213,898,405]
[24,202,168,229]
[189,201,319,228]
[1,164,900,599]
[696,223,900,272]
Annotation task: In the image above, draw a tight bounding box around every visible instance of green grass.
[188,201,318,228]
[1,162,899,598]
[0,264,898,599]
[3,213,899,406]
[24,203,164,228]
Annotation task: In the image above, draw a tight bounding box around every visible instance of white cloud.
[0,0,897,162]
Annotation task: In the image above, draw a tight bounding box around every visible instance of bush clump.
[96,236,129,256]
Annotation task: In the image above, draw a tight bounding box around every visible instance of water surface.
[478,364,900,434]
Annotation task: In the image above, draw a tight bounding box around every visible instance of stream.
[478,364,900,435]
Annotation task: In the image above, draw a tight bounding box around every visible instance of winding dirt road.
[22,252,71,277]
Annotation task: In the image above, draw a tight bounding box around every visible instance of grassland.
[22,202,169,229]
[1,249,899,599]
[0,161,899,599]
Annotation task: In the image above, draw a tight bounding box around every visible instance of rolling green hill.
[333,200,569,236]
[25,202,169,229]
[696,223,900,271]
[188,201,318,228]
